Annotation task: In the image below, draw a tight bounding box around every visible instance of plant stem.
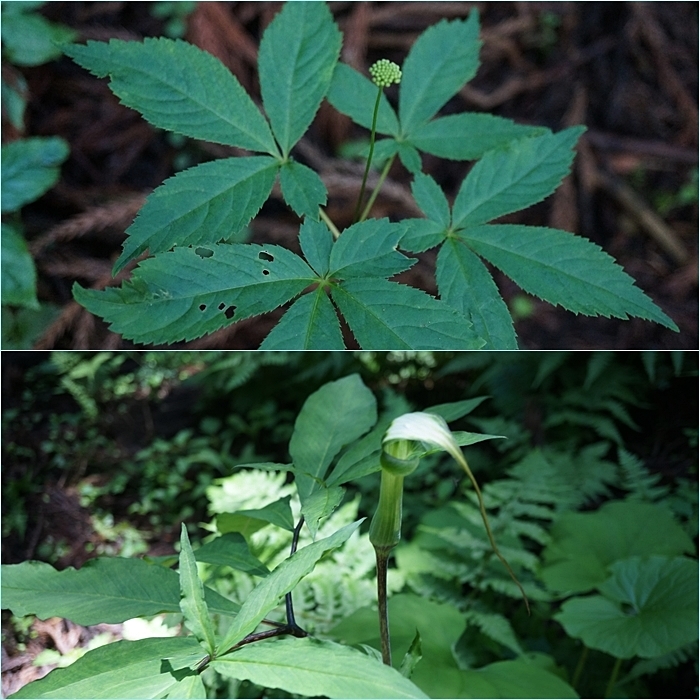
[284,516,307,636]
[319,207,341,239]
[604,656,622,698]
[375,546,392,666]
[354,86,382,223]
[571,644,588,690]
[360,154,396,222]
[370,468,405,667]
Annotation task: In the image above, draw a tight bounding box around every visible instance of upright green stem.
[375,548,392,666]
[571,644,589,691]
[370,468,406,667]
[354,86,382,223]
[604,656,623,699]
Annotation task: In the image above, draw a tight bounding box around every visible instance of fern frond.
[463,607,524,656]
[618,447,669,502]
[622,641,696,684]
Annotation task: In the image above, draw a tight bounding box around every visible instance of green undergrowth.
[2,351,697,698]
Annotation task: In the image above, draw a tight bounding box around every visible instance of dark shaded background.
[5,1,698,348]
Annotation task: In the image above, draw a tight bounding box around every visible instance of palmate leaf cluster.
[62,1,676,348]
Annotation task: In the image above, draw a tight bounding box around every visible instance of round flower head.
[369,59,402,88]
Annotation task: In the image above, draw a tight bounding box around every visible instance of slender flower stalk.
[354,59,402,223]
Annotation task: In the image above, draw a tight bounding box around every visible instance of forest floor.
[5,1,698,349]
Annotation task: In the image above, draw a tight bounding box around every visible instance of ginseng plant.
[63,2,677,348]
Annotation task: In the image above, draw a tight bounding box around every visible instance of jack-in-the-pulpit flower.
[377,411,530,613]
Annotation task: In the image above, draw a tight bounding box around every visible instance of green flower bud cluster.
[369,59,402,88]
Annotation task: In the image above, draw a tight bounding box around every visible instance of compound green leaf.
[399,12,481,135]
[555,556,699,659]
[540,501,694,594]
[437,239,518,349]
[279,160,327,220]
[330,218,413,280]
[1,557,240,626]
[409,113,548,161]
[461,225,678,330]
[193,532,269,577]
[74,243,317,345]
[1,222,39,309]
[258,1,342,156]
[114,156,279,273]
[289,374,377,528]
[216,520,362,653]
[212,636,427,699]
[8,637,204,699]
[260,289,346,350]
[410,173,450,228]
[178,525,216,655]
[65,38,279,155]
[327,62,400,136]
[299,218,334,276]
[331,277,485,350]
[1,136,69,212]
[452,127,584,228]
